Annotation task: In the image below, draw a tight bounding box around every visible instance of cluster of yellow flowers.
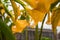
[10,0,29,33]
[12,20,28,33]
[1,0,59,34]
[23,0,60,35]
[23,0,57,25]
[10,0,60,33]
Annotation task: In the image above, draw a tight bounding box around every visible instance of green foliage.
[3,3,14,17]
[4,16,10,23]
[0,18,16,40]
[20,15,26,20]
[0,0,60,40]
[41,37,51,40]
[4,0,8,3]
[50,0,60,11]
[35,25,39,40]
[26,15,30,21]
[14,0,26,8]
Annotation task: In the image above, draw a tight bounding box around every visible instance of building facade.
[14,28,58,40]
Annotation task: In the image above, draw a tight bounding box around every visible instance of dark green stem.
[53,32,57,40]
[39,13,47,40]
[14,0,26,9]
[35,25,39,40]
[0,30,2,40]
[25,28,28,40]
[15,0,28,18]
[1,1,14,18]
[15,0,27,15]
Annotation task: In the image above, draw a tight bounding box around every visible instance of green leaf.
[20,15,26,20]
[1,1,14,18]
[14,0,26,9]
[41,37,51,40]
[4,17,10,23]
[26,15,30,21]
[0,18,16,40]
[50,0,60,11]
[0,31,2,40]
[4,0,8,3]
[3,4,13,17]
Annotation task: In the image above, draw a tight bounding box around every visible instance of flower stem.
[25,28,28,40]
[35,25,39,40]
[39,13,47,40]
[14,0,26,9]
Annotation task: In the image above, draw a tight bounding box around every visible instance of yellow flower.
[24,0,57,25]
[51,8,60,35]
[46,12,51,25]
[0,3,5,15]
[24,0,57,12]
[0,9,5,15]
[26,9,46,25]
[10,0,20,19]
[46,12,60,26]
[58,20,60,26]
[24,0,38,8]
[12,20,28,33]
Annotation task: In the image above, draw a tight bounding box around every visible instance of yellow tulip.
[46,12,60,26]
[58,20,60,26]
[24,0,58,26]
[0,3,5,15]
[46,12,51,24]
[0,9,5,15]
[12,20,28,33]
[24,0,57,13]
[24,0,38,8]
[10,0,20,19]
[12,25,17,33]
[51,8,60,36]
[26,9,46,25]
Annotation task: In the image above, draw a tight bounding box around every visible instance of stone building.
[14,28,57,40]
[57,32,60,40]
